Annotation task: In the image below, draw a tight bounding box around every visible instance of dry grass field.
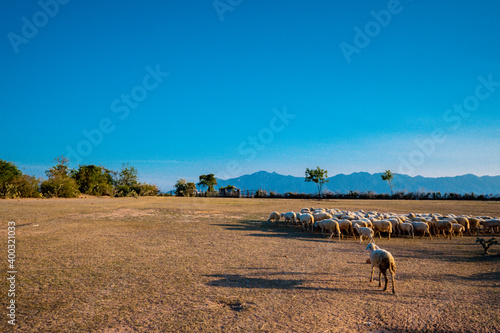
[1,197,499,332]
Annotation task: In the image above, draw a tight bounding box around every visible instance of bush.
[40,177,80,198]
[72,165,114,196]
[0,160,23,198]
[12,175,42,198]
[254,189,268,198]
[134,183,160,196]
[174,179,197,197]
[0,161,42,198]
[40,157,80,198]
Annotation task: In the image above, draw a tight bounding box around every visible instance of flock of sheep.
[266,207,500,294]
[268,207,500,241]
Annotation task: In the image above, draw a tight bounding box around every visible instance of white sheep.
[399,222,414,238]
[337,219,354,238]
[435,220,453,239]
[357,218,373,228]
[372,220,393,240]
[454,216,470,234]
[280,211,296,226]
[480,219,500,234]
[451,223,465,237]
[298,213,314,231]
[315,219,341,240]
[313,219,330,235]
[313,212,333,223]
[387,218,401,236]
[353,224,374,243]
[467,217,482,234]
[267,211,280,224]
[365,243,396,294]
[352,221,368,228]
[410,222,432,239]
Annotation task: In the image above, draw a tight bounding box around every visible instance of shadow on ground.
[212,219,346,243]
[205,273,378,293]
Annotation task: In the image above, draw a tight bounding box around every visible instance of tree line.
[0,157,159,198]
[174,167,499,201]
[2,161,497,200]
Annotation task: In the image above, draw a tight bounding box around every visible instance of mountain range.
[214,171,500,195]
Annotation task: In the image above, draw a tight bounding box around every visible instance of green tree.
[305,167,329,197]
[40,156,80,198]
[114,163,139,197]
[135,183,160,196]
[174,179,197,197]
[0,160,23,198]
[381,170,395,196]
[12,175,42,198]
[45,156,71,179]
[186,182,197,197]
[117,163,138,187]
[72,165,114,196]
[197,173,217,194]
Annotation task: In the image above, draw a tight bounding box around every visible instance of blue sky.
[1,0,500,191]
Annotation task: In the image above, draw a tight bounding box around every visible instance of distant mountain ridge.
[215,171,500,195]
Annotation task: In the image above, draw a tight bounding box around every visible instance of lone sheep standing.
[365,243,396,294]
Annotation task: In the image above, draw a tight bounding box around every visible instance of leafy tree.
[381,170,395,196]
[185,182,197,197]
[114,163,139,197]
[72,164,114,196]
[45,156,71,179]
[197,173,217,194]
[174,179,197,197]
[40,156,80,198]
[135,183,160,196]
[117,163,138,187]
[12,175,42,198]
[254,189,268,198]
[113,164,160,197]
[0,160,23,198]
[305,167,329,197]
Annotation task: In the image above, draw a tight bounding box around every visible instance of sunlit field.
[1,197,499,332]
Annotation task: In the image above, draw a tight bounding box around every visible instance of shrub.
[72,165,115,196]
[12,175,42,198]
[134,183,160,196]
[254,189,268,198]
[40,177,80,198]
[0,160,23,198]
[174,179,197,197]
[41,157,80,198]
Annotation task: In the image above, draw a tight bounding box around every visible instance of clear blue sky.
[2,0,500,191]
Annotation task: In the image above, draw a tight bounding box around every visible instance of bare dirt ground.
[0,197,499,332]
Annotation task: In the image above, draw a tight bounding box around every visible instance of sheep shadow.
[396,246,500,263]
[205,273,395,297]
[212,219,345,243]
[205,273,376,293]
[441,271,500,284]
[206,273,305,290]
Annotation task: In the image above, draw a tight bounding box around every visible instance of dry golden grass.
[1,197,499,332]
